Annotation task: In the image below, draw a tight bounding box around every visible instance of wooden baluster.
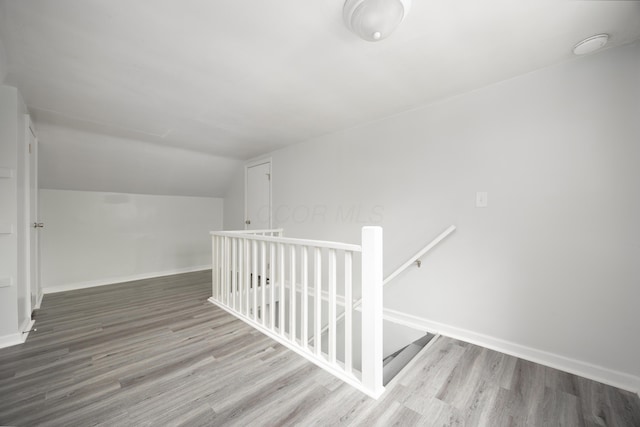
[301,246,309,350]
[260,241,266,326]
[328,248,337,364]
[242,239,253,317]
[224,236,229,306]
[279,243,285,336]
[314,247,322,356]
[239,237,245,315]
[344,251,353,375]
[211,236,216,300]
[270,242,276,329]
[252,240,258,321]
[289,245,296,342]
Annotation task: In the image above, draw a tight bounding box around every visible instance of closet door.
[245,160,271,230]
[26,119,41,310]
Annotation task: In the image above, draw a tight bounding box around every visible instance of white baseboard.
[43,265,212,294]
[0,319,36,349]
[382,307,640,395]
[34,291,44,309]
[0,332,24,349]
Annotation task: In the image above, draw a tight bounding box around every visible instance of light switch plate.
[476,192,488,208]
[0,168,14,179]
[0,277,13,288]
[0,223,14,234]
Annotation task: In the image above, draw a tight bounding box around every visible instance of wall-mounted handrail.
[382,225,456,286]
[311,225,456,343]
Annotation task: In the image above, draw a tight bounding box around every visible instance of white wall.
[40,190,222,293]
[0,36,7,84]
[223,165,245,230]
[224,43,640,390]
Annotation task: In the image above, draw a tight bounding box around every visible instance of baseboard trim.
[382,307,640,395]
[43,265,212,294]
[0,332,23,349]
[34,291,44,309]
[0,319,36,349]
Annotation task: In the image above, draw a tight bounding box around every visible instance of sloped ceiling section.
[1,1,640,197]
[37,123,242,197]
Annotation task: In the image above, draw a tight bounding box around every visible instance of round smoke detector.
[573,34,609,55]
[343,0,411,42]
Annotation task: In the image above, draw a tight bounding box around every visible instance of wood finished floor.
[1,270,639,427]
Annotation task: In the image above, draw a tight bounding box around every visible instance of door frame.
[23,115,41,313]
[244,157,272,230]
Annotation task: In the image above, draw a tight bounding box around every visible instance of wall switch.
[0,168,14,178]
[476,192,488,208]
[0,223,14,234]
[0,277,13,288]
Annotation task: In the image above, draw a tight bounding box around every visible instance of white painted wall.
[223,166,245,230]
[0,36,7,84]
[224,43,640,390]
[40,190,222,293]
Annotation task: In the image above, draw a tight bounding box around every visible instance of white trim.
[0,319,36,349]
[23,113,33,318]
[383,334,441,390]
[34,290,44,309]
[43,265,212,294]
[383,225,456,286]
[0,333,24,349]
[244,157,272,230]
[380,307,640,394]
[208,297,384,399]
[211,230,362,252]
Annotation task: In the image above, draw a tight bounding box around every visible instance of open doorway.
[244,159,272,230]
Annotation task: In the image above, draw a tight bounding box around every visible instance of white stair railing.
[209,227,384,399]
[313,225,456,339]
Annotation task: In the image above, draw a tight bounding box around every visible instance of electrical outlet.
[476,192,488,208]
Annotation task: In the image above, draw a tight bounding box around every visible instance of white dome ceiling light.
[343,0,411,42]
[573,34,609,55]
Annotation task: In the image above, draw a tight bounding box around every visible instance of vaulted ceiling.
[1,1,639,196]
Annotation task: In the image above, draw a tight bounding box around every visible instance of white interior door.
[245,161,271,230]
[27,125,40,309]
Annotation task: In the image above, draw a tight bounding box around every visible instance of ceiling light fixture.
[572,34,609,55]
[343,0,411,42]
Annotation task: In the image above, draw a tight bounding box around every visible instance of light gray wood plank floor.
[1,270,638,426]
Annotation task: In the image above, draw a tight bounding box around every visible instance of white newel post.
[361,226,384,398]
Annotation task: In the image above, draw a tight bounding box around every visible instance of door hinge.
[266,173,271,181]
[28,143,32,154]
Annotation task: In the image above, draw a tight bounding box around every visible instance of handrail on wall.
[349,225,456,312]
[382,225,456,286]
[311,224,456,342]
